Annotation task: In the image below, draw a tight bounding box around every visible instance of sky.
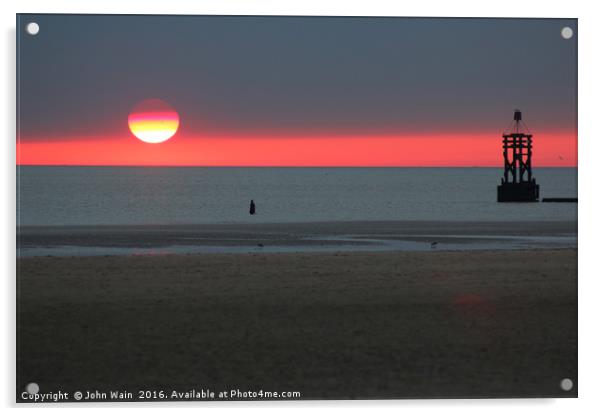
[17,14,577,166]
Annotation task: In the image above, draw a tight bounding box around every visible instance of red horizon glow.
[17,132,577,167]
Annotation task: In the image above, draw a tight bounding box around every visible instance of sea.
[17,167,577,226]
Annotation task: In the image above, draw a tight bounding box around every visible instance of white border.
[3,1,601,415]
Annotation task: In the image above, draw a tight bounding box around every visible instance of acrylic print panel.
[16,14,577,402]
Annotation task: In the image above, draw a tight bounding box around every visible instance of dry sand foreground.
[17,249,577,400]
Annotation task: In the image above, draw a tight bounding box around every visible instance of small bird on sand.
[430,242,438,249]
[257,243,264,248]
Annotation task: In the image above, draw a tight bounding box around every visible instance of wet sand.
[18,221,577,257]
[18,220,577,246]
[17,248,577,400]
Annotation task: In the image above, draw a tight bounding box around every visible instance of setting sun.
[128,99,179,144]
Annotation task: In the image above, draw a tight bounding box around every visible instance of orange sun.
[128,99,180,143]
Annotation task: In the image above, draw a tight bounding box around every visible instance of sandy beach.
[17,247,577,400]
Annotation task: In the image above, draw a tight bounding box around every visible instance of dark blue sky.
[18,14,577,140]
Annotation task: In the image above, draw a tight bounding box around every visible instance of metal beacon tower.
[497,109,540,202]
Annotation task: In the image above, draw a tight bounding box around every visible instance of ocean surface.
[17,166,577,226]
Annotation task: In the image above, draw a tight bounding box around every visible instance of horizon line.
[16,164,578,169]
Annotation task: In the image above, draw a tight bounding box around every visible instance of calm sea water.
[17,167,577,226]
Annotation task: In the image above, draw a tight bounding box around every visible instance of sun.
[128,99,179,144]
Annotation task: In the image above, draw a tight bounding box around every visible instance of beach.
[17,231,577,399]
